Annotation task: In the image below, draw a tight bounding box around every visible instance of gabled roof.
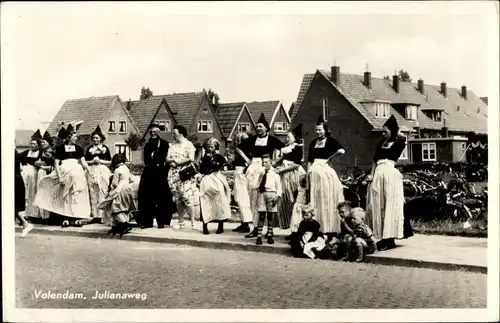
[46,95,140,135]
[292,74,315,121]
[15,129,35,147]
[314,70,487,134]
[128,97,176,136]
[215,102,248,137]
[247,100,289,126]
[158,92,206,128]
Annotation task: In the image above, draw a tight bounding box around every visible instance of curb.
[16,227,487,274]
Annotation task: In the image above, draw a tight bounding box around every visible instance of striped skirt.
[233,167,253,223]
[275,162,306,229]
[87,164,112,221]
[366,159,405,240]
[34,159,91,219]
[21,165,39,218]
[35,168,52,219]
[200,172,232,223]
[245,158,265,226]
[308,159,344,234]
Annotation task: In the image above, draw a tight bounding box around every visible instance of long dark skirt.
[137,165,176,227]
[15,174,26,214]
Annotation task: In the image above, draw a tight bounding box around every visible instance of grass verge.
[411,218,487,238]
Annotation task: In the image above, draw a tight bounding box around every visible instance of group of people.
[15,112,413,261]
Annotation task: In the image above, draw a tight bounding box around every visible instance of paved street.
[16,234,486,309]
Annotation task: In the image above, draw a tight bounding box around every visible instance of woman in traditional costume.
[84,125,112,224]
[237,113,285,238]
[366,115,413,250]
[273,124,306,232]
[231,131,253,233]
[34,124,92,226]
[167,125,200,230]
[199,138,232,235]
[307,117,345,236]
[32,131,54,220]
[19,130,43,219]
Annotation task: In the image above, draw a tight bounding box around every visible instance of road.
[15,234,486,309]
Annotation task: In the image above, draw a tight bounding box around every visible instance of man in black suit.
[136,122,176,228]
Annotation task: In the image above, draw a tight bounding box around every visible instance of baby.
[346,207,377,262]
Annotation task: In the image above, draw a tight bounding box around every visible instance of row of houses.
[16,91,291,164]
[16,65,488,169]
[290,65,488,171]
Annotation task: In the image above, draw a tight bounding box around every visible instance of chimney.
[392,74,400,93]
[461,85,467,100]
[417,79,424,94]
[441,82,447,97]
[364,71,372,89]
[442,119,449,137]
[331,66,340,85]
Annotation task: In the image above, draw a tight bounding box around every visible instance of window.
[461,142,467,151]
[375,103,390,118]
[197,120,213,133]
[108,121,116,133]
[399,143,408,160]
[322,98,328,121]
[422,143,437,161]
[424,111,442,122]
[237,123,251,133]
[156,120,171,132]
[274,122,289,134]
[119,121,127,133]
[114,143,130,161]
[405,105,418,120]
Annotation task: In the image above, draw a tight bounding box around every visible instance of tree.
[398,69,412,82]
[140,87,153,100]
[383,76,390,80]
[205,88,220,110]
[125,133,145,151]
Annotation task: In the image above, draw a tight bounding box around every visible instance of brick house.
[292,66,488,172]
[215,102,256,141]
[127,96,176,143]
[46,95,142,163]
[247,101,291,141]
[128,91,226,158]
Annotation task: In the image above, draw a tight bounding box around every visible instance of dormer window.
[424,110,442,122]
[374,103,390,118]
[405,105,418,120]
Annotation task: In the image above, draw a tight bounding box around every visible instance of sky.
[1,1,497,131]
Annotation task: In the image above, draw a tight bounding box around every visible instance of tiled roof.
[292,74,314,121]
[128,97,171,135]
[46,95,137,135]
[288,102,297,121]
[215,102,246,137]
[15,129,35,148]
[316,70,487,134]
[158,92,206,129]
[247,101,280,125]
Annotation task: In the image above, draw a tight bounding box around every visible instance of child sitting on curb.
[289,204,328,259]
[346,207,377,262]
[328,201,354,260]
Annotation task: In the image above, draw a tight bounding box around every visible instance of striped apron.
[233,166,253,223]
[34,159,91,219]
[308,158,344,234]
[366,159,405,240]
[245,158,265,226]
